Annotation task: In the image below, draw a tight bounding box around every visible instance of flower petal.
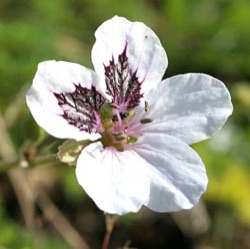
[75,142,150,215]
[141,73,233,144]
[26,60,105,141]
[91,16,168,95]
[134,133,208,212]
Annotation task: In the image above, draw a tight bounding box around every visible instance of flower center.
[99,103,138,152]
[54,44,148,152]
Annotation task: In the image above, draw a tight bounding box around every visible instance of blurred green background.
[0,0,250,248]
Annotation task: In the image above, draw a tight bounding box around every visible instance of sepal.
[57,139,92,166]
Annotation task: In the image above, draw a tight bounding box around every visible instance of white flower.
[26,16,233,215]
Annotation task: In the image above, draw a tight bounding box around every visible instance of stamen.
[144,101,149,112]
[120,112,129,120]
[114,143,124,152]
[127,136,138,144]
[112,132,127,141]
[140,118,153,124]
[108,103,119,109]
[113,109,123,127]
[111,110,135,124]
[121,110,135,122]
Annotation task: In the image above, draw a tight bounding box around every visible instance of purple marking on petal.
[104,45,143,109]
[54,84,106,133]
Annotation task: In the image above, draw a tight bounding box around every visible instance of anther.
[112,132,127,141]
[140,118,153,124]
[144,101,149,112]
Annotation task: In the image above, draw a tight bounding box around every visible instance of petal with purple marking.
[26,60,106,140]
[92,16,168,96]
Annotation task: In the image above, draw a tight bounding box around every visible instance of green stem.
[35,135,58,152]
[0,158,18,172]
[0,153,59,172]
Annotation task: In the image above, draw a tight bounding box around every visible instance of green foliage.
[0,198,69,248]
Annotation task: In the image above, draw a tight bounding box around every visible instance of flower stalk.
[0,153,59,172]
[101,213,119,249]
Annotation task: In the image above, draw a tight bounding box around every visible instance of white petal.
[31,60,106,94]
[134,133,208,212]
[26,60,104,141]
[75,142,150,215]
[91,16,168,94]
[141,73,233,144]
